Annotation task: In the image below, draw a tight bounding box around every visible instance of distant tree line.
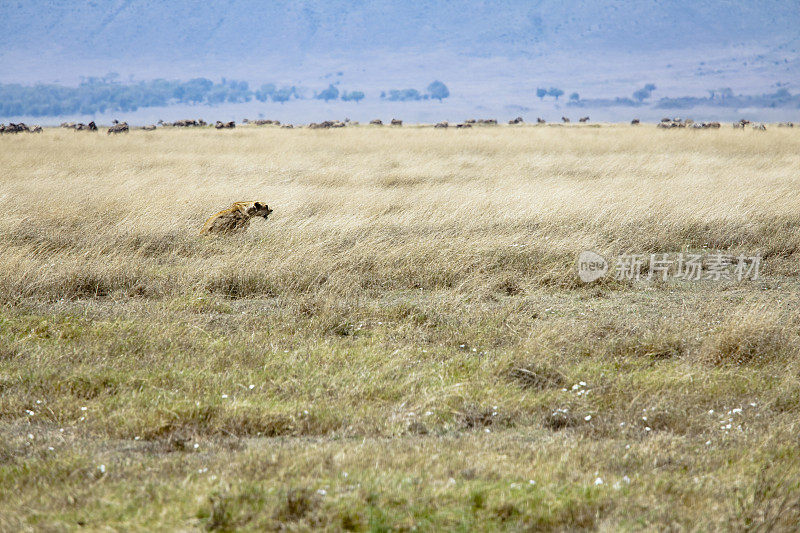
[654,88,800,109]
[563,83,800,110]
[0,77,303,116]
[0,77,449,117]
[380,81,450,102]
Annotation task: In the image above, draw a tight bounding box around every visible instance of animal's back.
[199,201,272,236]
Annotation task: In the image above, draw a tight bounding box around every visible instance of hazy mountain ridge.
[3,1,798,61]
[1,1,799,122]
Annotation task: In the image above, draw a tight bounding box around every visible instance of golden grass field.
[1,124,800,530]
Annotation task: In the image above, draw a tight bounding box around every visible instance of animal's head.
[247,202,273,219]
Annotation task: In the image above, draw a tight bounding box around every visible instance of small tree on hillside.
[427,80,450,101]
[315,84,339,101]
[548,87,564,100]
[341,90,365,102]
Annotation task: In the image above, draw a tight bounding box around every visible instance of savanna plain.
[1,124,800,531]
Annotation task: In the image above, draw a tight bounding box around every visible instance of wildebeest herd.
[0,122,42,133]
[2,116,790,134]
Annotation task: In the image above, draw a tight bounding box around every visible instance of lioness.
[199,201,273,235]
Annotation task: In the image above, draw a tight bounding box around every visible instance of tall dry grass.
[1,125,799,302]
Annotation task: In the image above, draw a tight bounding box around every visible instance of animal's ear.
[254,202,263,209]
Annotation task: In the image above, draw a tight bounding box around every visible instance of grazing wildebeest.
[508,117,523,124]
[107,122,129,134]
[562,116,570,123]
[177,119,202,127]
[30,125,43,133]
[579,116,589,123]
[370,119,383,125]
[142,125,157,131]
[631,119,640,125]
[434,121,449,128]
[214,121,235,129]
[464,119,476,124]
[281,124,294,129]
[753,124,766,131]
[777,122,795,127]
[308,121,346,129]
[537,117,546,124]
[477,119,498,125]
[1,123,29,133]
[390,118,403,126]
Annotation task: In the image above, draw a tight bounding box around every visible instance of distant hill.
[1,1,799,123]
[2,1,798,62]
